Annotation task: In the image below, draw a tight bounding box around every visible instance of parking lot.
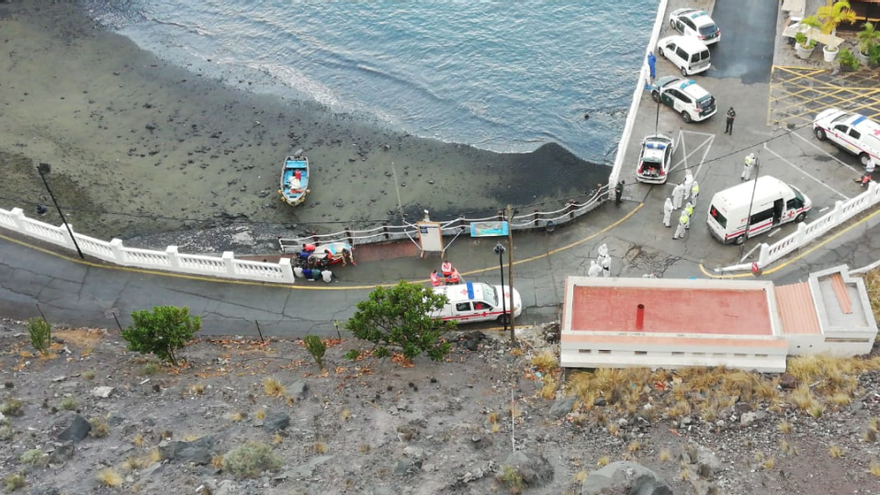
[616,1,873,272]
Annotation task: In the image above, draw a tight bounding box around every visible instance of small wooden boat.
[279,151,310,206]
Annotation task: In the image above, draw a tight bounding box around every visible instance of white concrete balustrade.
[0,207,295,285]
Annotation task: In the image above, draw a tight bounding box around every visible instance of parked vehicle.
[813,108,880,167]
[432,282,522,325]
[706,176,812,245]
[657,35,711,76]
[651,76,717,123]
[636,134,674,184]
[669,8,721,45]
[279,152,310,206]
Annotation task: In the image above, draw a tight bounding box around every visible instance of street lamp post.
[37,162,84,260]
[494,242,508,336]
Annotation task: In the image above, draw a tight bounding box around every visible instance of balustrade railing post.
[382,222,389,240]
[533,209,539,227]
[166,246,181,269]
[110,238,125,264]
[568,200,575,220]
[795,222,808,246]
[279,257,295,284]
[222,251,236,276]
[10,208,28,232]
[758,243,770,267]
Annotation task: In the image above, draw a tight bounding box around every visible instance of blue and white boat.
[279,152,310,207]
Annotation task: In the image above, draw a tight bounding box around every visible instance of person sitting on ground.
[430,270,442,287]
[446,267,461,285]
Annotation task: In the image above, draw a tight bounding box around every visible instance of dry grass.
[358,444,371,453]
[255,409,267,421]
[227,411,247,422]
[863,269,880,323]
[865,418,880,442]
[263,377,286,398]
[627,441,642,453]
[658,449,672,462]
[212,455,225,469]
[539,375,558,400]
[341,409,351,421]
[183,434,200,442]
[596,456,610,467]
[828,392,853,407]
[189,383,206,395]
[870,461,880,478]
[574,470,587,482]
[761,458,775,470]
[272,433,283,445]
[89,418,110,438]
[312,442,329,454]
[149,448,162,463]
[778,421,792,434]
[96,468,123,487]
[531,350,559,373]
[121,456,144,471]
[828,445,844,458]
[132,434,144,446]
[779,440,797,456]
[666,400,691,420]
[487,411,498,424]
[491,422,501,434]
[678,469,691,481]
[789,385,821,412]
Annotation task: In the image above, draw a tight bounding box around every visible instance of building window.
[693,352,705,356]
[734,353,747,357]
[825,338,870,343]
[671,352,684,356]
[755,354,768,358]
[599,350,611,354]
[634,351,647,355]
[579,349,592,354]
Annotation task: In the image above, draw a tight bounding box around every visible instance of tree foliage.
[121,306,200,366]
[346,280,456,362]
[28,317,51,356]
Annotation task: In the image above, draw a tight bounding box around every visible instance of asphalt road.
[710,0,776,83]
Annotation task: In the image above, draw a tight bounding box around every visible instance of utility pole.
[37,162,84,260]
[506,205,518,347]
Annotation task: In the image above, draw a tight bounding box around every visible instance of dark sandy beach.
[0,0,610,253]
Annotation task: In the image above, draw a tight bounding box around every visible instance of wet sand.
[0,1,609,252]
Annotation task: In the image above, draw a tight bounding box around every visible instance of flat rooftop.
[569,286,773,335]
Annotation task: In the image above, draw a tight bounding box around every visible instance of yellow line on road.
[0,203,643,291]
[699,207,880,279]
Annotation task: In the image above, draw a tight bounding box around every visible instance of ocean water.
[83,0,656,164]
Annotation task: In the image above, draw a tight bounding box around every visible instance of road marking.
[762,142,850,200]
[0,204,645,291]
[789,131,863,174]
[767,228,781,238]
[668,131,714,178]
[819,206,830,213]
[699,206,880,278]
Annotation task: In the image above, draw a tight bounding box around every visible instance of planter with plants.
[795,15,822,59]
[818,1,856,62]
[857,21,880,66]
[838,47,860,71]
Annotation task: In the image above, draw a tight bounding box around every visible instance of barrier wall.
[716,181,880,273]
[0,207,295,285]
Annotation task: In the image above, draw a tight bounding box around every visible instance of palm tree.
[800,15,822,48]
[818,0,856,35]
[857,22,880,56]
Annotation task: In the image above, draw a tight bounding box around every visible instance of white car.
[813,108,880,167]
[636,134,674,184]
[432,282,522,325]
[651,76,717,123]
[669,8,721,45]
[657,35,711,76]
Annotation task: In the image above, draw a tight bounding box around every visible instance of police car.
[669,8,721,45]
[636,134,674,184]
[432,282,522,324]
[651,76,717,123]
[813,108,880,167]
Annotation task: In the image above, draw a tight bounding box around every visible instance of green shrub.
[2,473,25,492]
[0,425,13,441]
[303,335,326,371]
[496,465,524,494]
[0,399,24,417]
[27,317,52,356]
[81,370,95,381]
[141,363,160,376]
[58,397,78,411]
[839,47,860,70]
[19,449,44,466]
[89,418,110,438]
[122,306,201,366]
[222,441,283,478]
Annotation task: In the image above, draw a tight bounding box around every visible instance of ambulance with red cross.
[813,109,880,167]
[433,282,522,325]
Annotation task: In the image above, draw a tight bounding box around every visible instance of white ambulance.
[706,176,811,245]
[432,282,522,324]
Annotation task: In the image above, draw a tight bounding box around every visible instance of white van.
[432,282,522,324]
[706,176,811,245]
[657,35,711,76]
[813,108,880,167]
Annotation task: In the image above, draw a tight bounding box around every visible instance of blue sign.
[470,221,509,238]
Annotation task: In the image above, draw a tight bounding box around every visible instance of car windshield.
[699,24,718,36]
[833,113,855,124]
[790,185,805,205]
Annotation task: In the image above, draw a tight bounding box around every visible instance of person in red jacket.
[441,260,453,278]
[429,270,442,287]
[446,267,461,285]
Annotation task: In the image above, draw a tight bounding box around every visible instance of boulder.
[779,373,797,390]
[286,455,334,478]
[160,436,216,465]
[503,451,554,488]
[57,415,91,443]
[263,413,291,433]
[582,461,672,495]
[286,381,308,399]
[215,480,238,495]
[48,442,74,464]
[740,411,757,426]
[139,462,164,480]
[91,386,115,398]
[549,396,577,419]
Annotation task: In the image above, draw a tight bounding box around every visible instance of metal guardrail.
[279,186,610,252]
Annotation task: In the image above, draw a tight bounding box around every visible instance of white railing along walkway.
[717,181,880,273]
[278,186,609,252]
[0,207,296,285]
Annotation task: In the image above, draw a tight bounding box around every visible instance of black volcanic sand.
[0,1,609,248]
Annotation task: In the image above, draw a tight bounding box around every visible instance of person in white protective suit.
[683,170,694,199]
[672,182,686,210]
[674,210,688,240]
[588,260,602,278]
[663,197,674,227]
[601,253,612,277]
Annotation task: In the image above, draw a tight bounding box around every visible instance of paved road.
[710,0,776,83]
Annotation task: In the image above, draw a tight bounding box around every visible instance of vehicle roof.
[658,77,711,98]
[673,8,714,24]
[659,35,709,50]
[642,135,671,163]
[434,282,492,303]
[710,176,793,211]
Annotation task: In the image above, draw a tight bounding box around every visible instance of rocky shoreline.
[0,0,609,254]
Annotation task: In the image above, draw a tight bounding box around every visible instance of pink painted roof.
[775,282,822,335]
[564,333,789,348]
[569,286,773,336]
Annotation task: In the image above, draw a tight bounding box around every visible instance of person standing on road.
[690,180,700,205]
[597,243,608,264]
[601,253,612,277]
[742,153,757,181]
[725,106,736,135]
[674,211,688,240]
[684,202,695,230]
[615,180,625,206]
[672,182,686,210]
[663,197,674,227]
[588,260,602,278]
[683,170,694,201]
